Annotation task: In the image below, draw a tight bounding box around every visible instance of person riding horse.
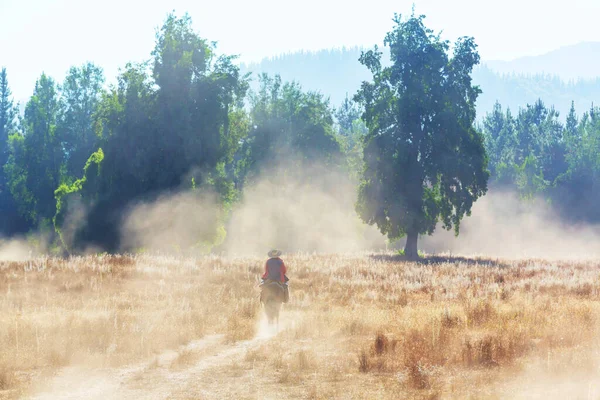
[260,249,289,303]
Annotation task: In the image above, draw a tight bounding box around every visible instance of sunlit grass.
[2,252,600,398]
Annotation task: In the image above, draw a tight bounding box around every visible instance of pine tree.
[0,67,17,170]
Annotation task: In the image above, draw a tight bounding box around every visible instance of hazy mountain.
[484,42,600,81]
[240,46,371,107]
[473,66,600,120]
[240,43,600,121]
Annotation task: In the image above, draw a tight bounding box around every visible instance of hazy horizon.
[3,0,600,101]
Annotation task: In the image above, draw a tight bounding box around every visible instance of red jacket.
[262,257,287,283]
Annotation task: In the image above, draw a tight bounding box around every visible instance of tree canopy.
[482,99,600,224]
[1,10,600,257]
[0,68,26,234]
[55,13,250,252]
[354,13,489,258]
[235,73,342,187]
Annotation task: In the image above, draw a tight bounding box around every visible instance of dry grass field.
[2,252,600,399]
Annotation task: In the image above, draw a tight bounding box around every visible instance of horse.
[259,280,286,328]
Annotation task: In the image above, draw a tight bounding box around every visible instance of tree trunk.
[404,229,419,260]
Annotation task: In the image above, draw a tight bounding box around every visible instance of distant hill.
[484,42,600,81]
[239,46,371,107]
[240,44,600,121]
[473,66,600,120]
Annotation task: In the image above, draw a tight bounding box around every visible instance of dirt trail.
[24,315,291,400]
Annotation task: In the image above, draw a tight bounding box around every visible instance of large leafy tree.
[59,13,249,252]
[354,13,489,259]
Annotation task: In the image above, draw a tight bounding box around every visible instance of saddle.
[259,279,288,303]
[260,279,286,291]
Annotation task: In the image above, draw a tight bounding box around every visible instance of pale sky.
[2,0,600,101]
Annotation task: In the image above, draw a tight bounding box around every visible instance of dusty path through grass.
[24,334,226,399]
[5,253,600,399]
[25,313,295,400]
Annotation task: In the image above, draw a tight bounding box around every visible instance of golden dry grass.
[2,252,600,399]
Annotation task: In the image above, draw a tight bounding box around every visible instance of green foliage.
[4,133,33,221]
[396,248,425,258]
[514,155,548,200]
[334,95,368,183]
[0,68,27,234]
[335,93,362,136]
[354,12,489,258]
[93,61,157,201]
[53,148,104,251]
[241,46,600,122]
[552,104,600,222]
[482,96,600,223]
[482,99,566,199]
[5,9,600,255]
[0,68,17,164]
[5,74,62,227]
[482,102,517,182]
[65,12,249,252]
[57,63,104,177]
[236,73,342,186]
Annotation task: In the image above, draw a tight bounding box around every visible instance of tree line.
[482,99,600,223]
[0,11,598,257]
[0,14,351,254]
[240,45,600,121]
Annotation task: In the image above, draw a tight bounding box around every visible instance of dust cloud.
[419,189,600,259]
[223,163,386,256]
[116,159,387,257]
[117,167,600,259]
[0,230,55,261]
[58,196,89,254]
[0,237,34,261]
[120,190,223,255]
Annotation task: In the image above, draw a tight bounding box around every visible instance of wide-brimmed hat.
[268,249,282,257]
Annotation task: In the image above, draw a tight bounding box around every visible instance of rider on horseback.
[261,249,289,303]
